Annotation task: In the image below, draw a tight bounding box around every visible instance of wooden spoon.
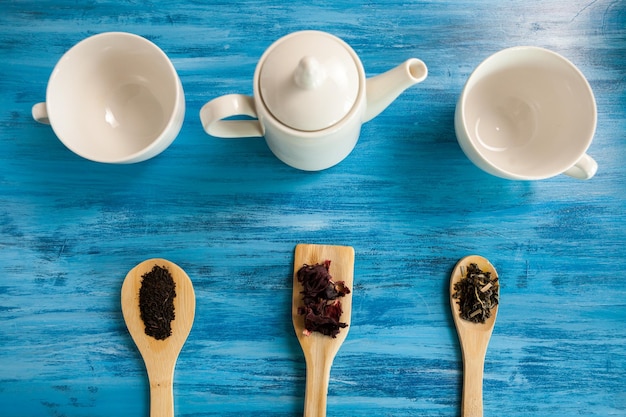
[450,255,499,417]
[292,244,355,417]
[121,258,196,417]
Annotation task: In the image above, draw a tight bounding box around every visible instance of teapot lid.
[258,31,361,132]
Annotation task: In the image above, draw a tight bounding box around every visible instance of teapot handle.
[200,94,264,138]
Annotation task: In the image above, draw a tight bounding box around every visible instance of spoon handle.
[147,363,175,417]
[461,351,486,417]
[303,354,333,417]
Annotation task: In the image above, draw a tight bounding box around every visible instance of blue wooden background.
[1,1,625,416]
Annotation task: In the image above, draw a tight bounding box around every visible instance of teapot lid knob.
[294,56,327,90]
[257,31,362,132]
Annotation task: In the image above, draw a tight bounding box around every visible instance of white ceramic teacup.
[32,32,185,163]
[455,46,597,180]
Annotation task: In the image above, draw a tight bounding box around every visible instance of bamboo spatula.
[292,243,355,417]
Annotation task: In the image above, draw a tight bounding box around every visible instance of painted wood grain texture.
[1,0,625,416]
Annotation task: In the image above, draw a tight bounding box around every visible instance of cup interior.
[46,33,181,162]
[460,47,596,179]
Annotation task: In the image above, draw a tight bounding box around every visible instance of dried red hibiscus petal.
[296,260,351,338]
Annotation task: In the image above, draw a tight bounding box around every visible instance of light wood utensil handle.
[461,346,487,417]
[144,355,177,417]
[148,368,175,417]
[303,351,333,417]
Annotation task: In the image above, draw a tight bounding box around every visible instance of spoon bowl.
[121,258,196,417]
[450,255,499,417]
[292,244,355,417]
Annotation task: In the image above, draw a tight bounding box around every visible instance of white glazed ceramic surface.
[32,32,185,163]
[200,30,427,171]
[252,31,366,171]
[258,31,361,132]
[455,46,597,180]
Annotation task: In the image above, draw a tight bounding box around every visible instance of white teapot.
[200,31,427,171]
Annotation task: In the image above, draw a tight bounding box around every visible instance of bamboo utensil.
[292,244,355,417]
[450,255,499,417]
[121,258,196,417]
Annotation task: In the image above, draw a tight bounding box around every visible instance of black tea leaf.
[139,265,176,340]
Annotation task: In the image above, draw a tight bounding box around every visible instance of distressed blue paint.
[1,0,625,416]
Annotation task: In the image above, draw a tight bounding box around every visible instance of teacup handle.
[200,94,263,138]
[32,102,50,124]
[563,153,598,180]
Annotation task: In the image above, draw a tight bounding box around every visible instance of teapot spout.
[364,58,427,123]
